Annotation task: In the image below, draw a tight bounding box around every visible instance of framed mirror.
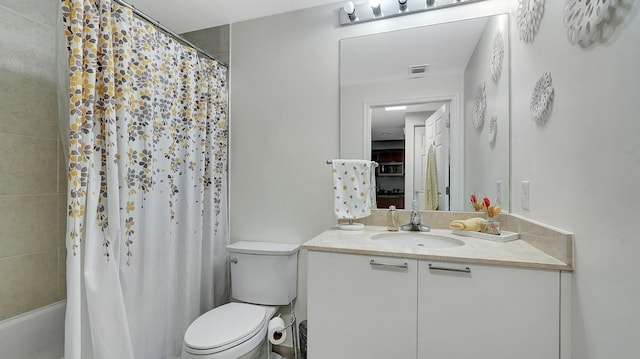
[339,14,510,212]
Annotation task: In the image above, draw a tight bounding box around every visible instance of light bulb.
[369,0,382,17]
[398,0,408,12]
[344,1,358,21]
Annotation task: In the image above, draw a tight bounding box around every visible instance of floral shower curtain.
[61,1,229,358]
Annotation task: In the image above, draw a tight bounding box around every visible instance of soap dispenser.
[387,205,399,231]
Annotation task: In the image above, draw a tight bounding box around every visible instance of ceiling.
[126,0,342,33]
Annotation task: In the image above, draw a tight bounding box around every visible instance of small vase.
[484,216,501,235]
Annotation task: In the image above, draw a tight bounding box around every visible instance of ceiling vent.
[409,64,430,75]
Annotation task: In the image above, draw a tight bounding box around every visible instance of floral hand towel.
[332,159,376,220]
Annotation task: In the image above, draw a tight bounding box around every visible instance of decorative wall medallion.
[517,0,545,43]
[564,0,616,46]
[488,116,498,146]
[530,72,554,126]
[490,31,504,82]
[473,82,486,130]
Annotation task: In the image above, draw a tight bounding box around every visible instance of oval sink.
[371,232,464,249]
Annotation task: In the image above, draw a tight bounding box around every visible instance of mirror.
[339,14,510,212]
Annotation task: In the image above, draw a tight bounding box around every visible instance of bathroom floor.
[272,347,294,359]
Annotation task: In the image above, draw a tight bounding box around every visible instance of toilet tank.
[228,241,300,306]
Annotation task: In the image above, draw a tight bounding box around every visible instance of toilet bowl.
[182,241,300,359]
[182,303,277,359]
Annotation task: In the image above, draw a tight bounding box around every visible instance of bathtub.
[0,301,65,359]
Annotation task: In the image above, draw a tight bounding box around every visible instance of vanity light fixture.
[398,0,408,13]
[344,1,357,22]
[370,0,383,17]
[339,0,486,26]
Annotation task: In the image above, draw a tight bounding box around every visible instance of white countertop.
[303,226,571,270]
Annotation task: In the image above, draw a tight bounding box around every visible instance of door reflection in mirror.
[371,102,451,211]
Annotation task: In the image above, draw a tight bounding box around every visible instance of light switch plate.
[521,181,530,210]
[496,181,503,204]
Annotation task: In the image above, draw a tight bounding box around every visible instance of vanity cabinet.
[307,252,561,359]
[307,251,418,359]
[417,260,559,359]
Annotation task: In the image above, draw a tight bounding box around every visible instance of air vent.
[409,64,430,75]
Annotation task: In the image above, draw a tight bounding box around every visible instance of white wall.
[508,1,640,357]
[229,4,340,245]
[464,14,510,210]
[230,0,640,356]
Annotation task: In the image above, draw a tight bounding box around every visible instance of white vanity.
[304,219,573,359]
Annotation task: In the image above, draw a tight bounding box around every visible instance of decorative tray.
[451,229,520,243]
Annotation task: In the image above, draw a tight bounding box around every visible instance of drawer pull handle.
[370,259,408,269]
[428,264,471,273]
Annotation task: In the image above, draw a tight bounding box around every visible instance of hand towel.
[449,217,486,232]
[332,159,376,220]
[424,144,439,210]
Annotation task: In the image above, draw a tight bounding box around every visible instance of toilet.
[182,241,300,359]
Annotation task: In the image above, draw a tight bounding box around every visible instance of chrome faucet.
[400,200,430,232]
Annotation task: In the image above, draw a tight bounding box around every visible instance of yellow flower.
[70,203,85,218]
[125,201,135,213]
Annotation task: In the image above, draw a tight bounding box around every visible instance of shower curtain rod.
[112,0,228,68]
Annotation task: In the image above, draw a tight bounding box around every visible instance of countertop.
[302,226,572,271]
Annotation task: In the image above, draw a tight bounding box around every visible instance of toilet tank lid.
[227,241,300,255]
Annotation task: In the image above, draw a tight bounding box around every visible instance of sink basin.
[371,232,464,249]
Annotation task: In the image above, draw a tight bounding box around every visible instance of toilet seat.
[183,303,267,355]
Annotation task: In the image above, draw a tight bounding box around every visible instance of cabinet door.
[418,261,559,359]
[307,251,417,359]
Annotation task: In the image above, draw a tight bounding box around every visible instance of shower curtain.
[61,1,229,358]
